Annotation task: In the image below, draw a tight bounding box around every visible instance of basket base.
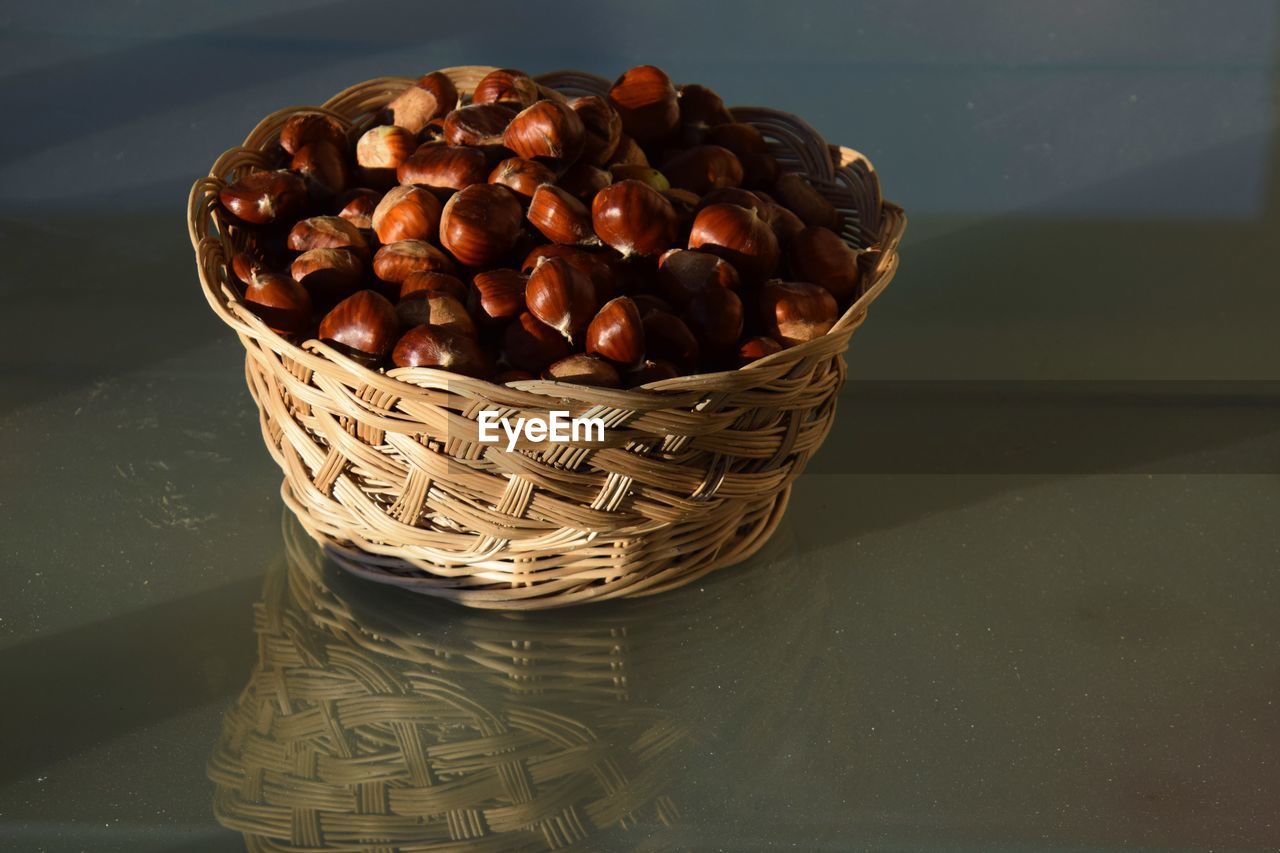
[282,480,792,610]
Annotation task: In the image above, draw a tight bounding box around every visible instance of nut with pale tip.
[279,112,348,156]
[394,291,476,337]
[470,268,528,324]
[641,310,699,370]
[571,95,622,165]
[372,240,456,284]
[287,216,368,254]
[387,74,455,134]
[439,184,524,267]
[526,256,598,343]
[608,64,679,143]
[656,248,740,307]
[391,325,491,377]
[521,244,617,305]
[355,126,417,183]
[290,140,349,201]
[336,189,380,230]
[759,280,838,346]
[503,100,585,166]
[242,270,313,337]
[488,157,556,201]
[527,184,595,245]
[471,68,539,109]
[503,311,570,372]
[687,202,780,283]
[443,103,517,147]
[291,247,364,304]
[396,144,489,191]
[371,185,442,244]
[591,180,678,258]
[219,169,308,226]
[787,226,862,300]
[586,296,645,366]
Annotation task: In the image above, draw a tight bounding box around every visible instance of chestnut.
[759,280,837,346]
[656,248,740,307]
[771,173,840,229]
[388,75,454,134]
[488,157,556,201]
[685,285,744,356]
[471,68,539,109]
[419,72,459,108]
[661,145,743,194]
[502,311,570,372]
[291,247,364,303]
[543,354,621,388]
[527,185,595,246]
[372,239,456,284]
[391,325,490,377]
[318,289,398,362]
[521,244,616,305]
[626,359,681,386]
[439,184,524,268]
[443,103,516,147]
[336,188,380,230]
[641,310,699,370]
[356,126,416,182]
[608,164,669,192]
[606,134,649,167]
[557,162,611,201]
[371,185,442,244]
[761,200,806,245]
[608,65,679,144]
[687,202,780,283]
[290,140,349,201]
[788,226,861,300]
[242,270,313,336]
[631,293,676,318]
[503,100,585,166]
[697,187,766,216]
[279,112,348,157]
[218,169,308,226]
[231,251,266,287]
[400,271,468,303]
[394,291,476,337]
[526,256,597,342]
[586,296,645,367]
[396,144,489,191]
[287,216,368,254]
[677,84,734,146]
[570,95,622,165]
[591,180,678,257]
[738,335,783,364]
[471,268,528,324]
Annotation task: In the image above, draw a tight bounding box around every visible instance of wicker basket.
[188,66,906,610]
[209,513,823,850]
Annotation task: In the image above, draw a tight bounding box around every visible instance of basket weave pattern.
[188,67,905,609]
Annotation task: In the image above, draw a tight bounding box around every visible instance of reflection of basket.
[188,65,906,609]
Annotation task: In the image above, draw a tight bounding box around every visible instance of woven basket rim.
[187,66,906,400]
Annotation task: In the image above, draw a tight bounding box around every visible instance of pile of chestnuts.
[219,65,867,388]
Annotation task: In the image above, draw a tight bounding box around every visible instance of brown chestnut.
[394,291,476,337]
[570,95,622,165]
[502,311,570,373]
[656,248,740,307]
[677,84,734,145]
[219,169,308,226]
[438,184,524,267]
[703,124,778,186]
[626,359,681,386]
[336,189,380,230]
[586,296,645,367]
[761,200,806,245]
[391,325,490,377]
[686,285,744,356]
[608,65,679,144]
[788,226,861,300]
[526,256,597,342]
[543,354,621,388]
[356,126,416,179]
[687,202,780,283]
[557,162,612,201]
[738,335,783,364]
[772,173,840,229]
[443,103,516,147]
[641,310,699,370]
[471,268,528,324]
[606,134,649,167]
[661,145,743,194]
[489,157,556,201]
[372,240,456,284]
[279,112,348,157]
[591,180,678,258]
[527,184,595,245]
[291,247,364,303]
[608,164,670,192]
[388,78,452,134]
[371,185,442,244]
[396,144,489,191]
[503,100,585,165]
[696,187,766,216]
[416,72,459,112]
[471,68,539,109]
[290,140,349,201]
[242,270,313,336]
[287,216,368,254]
[400,271,468,303]
[521,245,616,305]
[231,251,266,287]
[759,280,838,346]
[319,289,398,362]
